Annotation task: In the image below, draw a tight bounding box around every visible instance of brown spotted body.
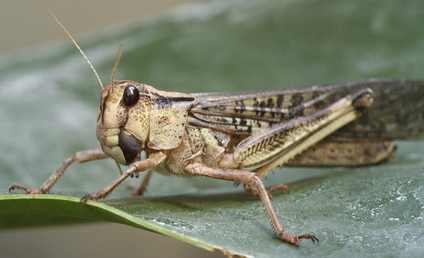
[95,79,422,178]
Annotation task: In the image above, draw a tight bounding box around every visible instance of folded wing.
[189,79,424,140]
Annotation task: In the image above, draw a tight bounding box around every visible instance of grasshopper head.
[96,80,151,165]
[46,12,153,166]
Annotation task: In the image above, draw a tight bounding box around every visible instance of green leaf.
[1,0,423,257]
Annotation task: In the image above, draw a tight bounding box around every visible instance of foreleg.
[82,151,166,201]
[9,148,109,194]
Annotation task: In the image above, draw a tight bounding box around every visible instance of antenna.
[111,43,123,90]
[45,8,104,89]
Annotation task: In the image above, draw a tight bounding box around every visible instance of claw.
[80,194,92,202]
[280,232,319,244]
[298,234,319,244]
[80,193,99,202]
[9,184,44,194]
[9,184,29,193]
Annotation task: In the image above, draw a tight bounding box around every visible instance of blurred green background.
[0,0,192,55]
[1,0,423,257]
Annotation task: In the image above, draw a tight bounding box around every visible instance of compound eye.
[123,85,139,106]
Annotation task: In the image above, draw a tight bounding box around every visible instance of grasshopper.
[10,10,424,245]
